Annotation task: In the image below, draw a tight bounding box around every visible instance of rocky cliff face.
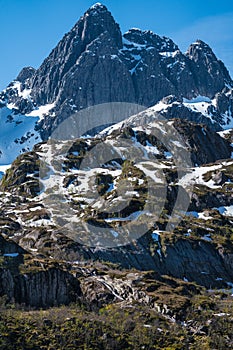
[0,235,26,255]
[30,4,123,105]
[186,40,232,96]
[0,266,81,307]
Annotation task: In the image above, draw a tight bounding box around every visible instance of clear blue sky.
[0,0,233,90]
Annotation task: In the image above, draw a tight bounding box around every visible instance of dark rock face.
[1,151,40,196]
[172,119,232,165]
[121,29,198,103]
[0,267,81,307]
[80,237,233,288]
[39,31,135,139]
[186,40,232,97]
[215,90,233,125]
[0,235,26,255]
[16,67,36,83]
[30,3,123,106]
[163,239,232,286]
[190,188,233,212]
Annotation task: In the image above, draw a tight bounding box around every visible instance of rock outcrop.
[0,265,81,307]
[186,40,231,96]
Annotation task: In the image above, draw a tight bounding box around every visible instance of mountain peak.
[16,66,36,83]
[185,39,232,96]
[79,3,122,48]
[86,3,111,18]
[192,39,210,46]
[189,39,214,52]
[123,28,178,52]
[186,39,218,63]
[89,3,107,11]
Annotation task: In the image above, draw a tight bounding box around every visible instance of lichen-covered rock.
[0,151,40,197]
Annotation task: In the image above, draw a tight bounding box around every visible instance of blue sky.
[0,0,233,90]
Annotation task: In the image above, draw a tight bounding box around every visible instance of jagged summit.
[187,39,218,60]
[190,39,212,47]
[78,2,122,48]
[123,28,179,52]
[89,2,108,11]
[16,66,36,83]
[27,1,122,109]
[0,3,233,149]
[186,39,233,95]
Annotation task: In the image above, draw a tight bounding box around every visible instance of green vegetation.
[0,255,232,349]
[0,294,232,350]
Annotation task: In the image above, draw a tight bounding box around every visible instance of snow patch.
[3,253,19,257]
[159,50,179,58]
[0,106,41,165]
[217,206,233,217]
[26,103,55,121]
[0,164,11,179]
